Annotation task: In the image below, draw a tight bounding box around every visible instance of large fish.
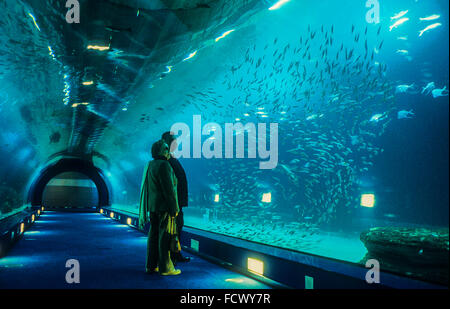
[432,86,448,98]
[389,17,409,31]
[419,23,442,37]
[419,14,440,21]
[391,10,408,20]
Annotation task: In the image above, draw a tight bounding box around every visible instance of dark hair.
[151,140,168,159]
[162,131,176,144]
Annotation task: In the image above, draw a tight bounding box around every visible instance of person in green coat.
[139,140,181,276]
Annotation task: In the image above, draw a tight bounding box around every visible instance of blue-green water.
[0,0,448,281]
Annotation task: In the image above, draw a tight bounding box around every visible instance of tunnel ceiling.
[0,0,268,164]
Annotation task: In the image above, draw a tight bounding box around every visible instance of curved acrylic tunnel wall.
[0,131,38,219]
[0,0,73,218]
[94,0,449,285]
[0,0,448,287]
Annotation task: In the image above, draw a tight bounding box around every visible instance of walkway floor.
[0,211,270,289]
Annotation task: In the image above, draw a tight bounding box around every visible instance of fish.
[395,84,414,93]
[419,23,442,37]
[389,17,409,31]
[419,14,440,21]
[422,82,435,95]
[192,26,398,228]
[105,26,132,33]
[391,10,408,20]
[432,86,449,98]
[397,110,414,119]
[396,49,409,56]
[370,113,387,122]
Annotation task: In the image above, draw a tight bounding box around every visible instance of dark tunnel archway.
[28,158,111,209]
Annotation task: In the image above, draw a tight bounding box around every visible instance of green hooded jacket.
[139,159,179,227]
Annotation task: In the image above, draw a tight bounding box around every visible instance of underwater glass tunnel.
[0,0,448,289]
